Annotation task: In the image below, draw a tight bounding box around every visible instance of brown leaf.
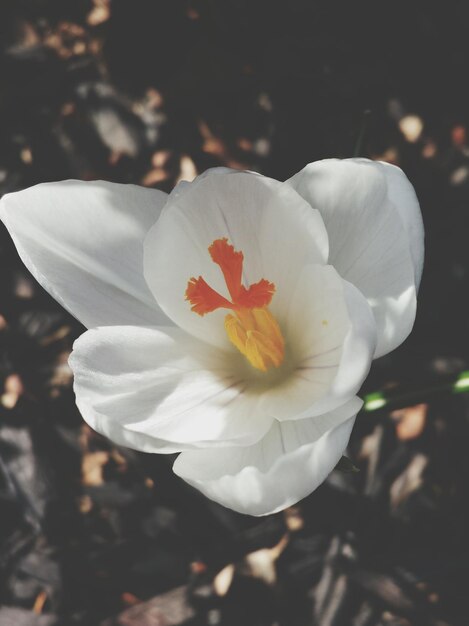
[1,373,24,409]
[393,403,428,441]
[213,564,235,596]
[87,0,111,27]
[390,453,428,509]
[82,451,109,486]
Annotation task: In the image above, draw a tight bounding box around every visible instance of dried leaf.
[390,453,428,509]
[213,564,235,596]
[81,451,109,486]
[1,374,24,409]
[393,403,428,441]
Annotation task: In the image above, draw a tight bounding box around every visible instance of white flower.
[0,159,423,516]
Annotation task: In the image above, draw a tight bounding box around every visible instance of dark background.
[1,1,469,625]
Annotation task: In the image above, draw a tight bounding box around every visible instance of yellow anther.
[225,307,285,372]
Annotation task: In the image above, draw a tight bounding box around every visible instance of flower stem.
[362,370,469,413]
[353,109,371,157]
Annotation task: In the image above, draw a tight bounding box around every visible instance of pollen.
[185,238,285,372]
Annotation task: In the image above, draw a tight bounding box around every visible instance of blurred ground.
[1,1,469,625]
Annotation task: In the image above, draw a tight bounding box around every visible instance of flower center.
[185,238,285,372]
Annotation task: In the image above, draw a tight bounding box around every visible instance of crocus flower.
[0,159,423,516]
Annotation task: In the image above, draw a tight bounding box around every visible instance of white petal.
[377,160,424,288]
[69,325,273,453]
[173,402,360,516]
[0,180,169,328]
[166,166,235,204]
[257,265,376,421]
[144,170,329,348]
[287,158,423,357]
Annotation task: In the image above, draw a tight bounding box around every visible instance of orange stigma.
[185,238,285,372]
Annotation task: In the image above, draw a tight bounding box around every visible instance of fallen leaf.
[390,453,428,509]
[1,373,24,409]
[284,506,304,532]
[82,451,109,486]
[393,403,428,441]
[213,564,235,596]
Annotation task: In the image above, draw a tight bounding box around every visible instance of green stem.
[353,109,371,157]
[363,370,469,413]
